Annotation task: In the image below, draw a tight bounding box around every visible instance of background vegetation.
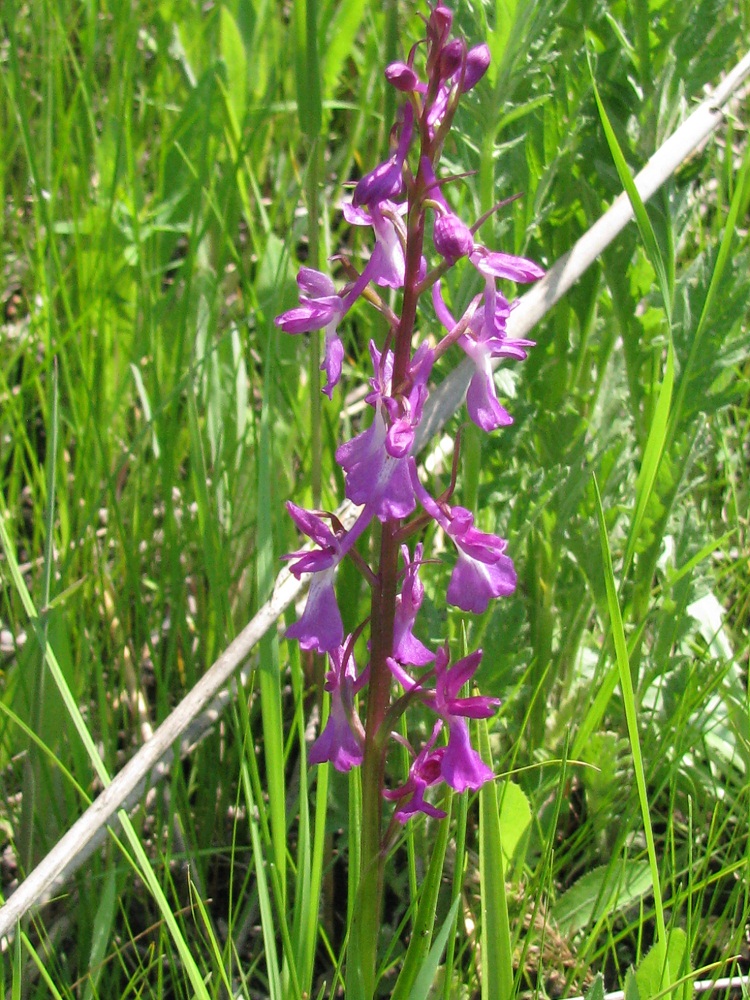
[0,0,748,996]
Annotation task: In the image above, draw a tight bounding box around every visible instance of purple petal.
[443,650,483,697]
[297,267,336,298]
[447,551,516,614]
[465,363,513,432]
[309,692,363,772]
[471,248,545,283]
[285,501,336,549]
[441,719,494,792]
[321,331,344,399]
[385,62,420,92]
[434,213,474,261]
[286,569,343,652]
[275,302,335,334]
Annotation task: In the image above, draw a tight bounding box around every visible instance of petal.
[441,719,494,792]
[321,331,344,399]
[297,267,336,298]
[462,44,491,91]
[471,249,545,283]
[444,650,483,697]
[286,569,344,652]
[385,61,420,92]
[466,364,513,432]
[309,692,363,771]
[434,213,474,261]
[447,551,516,614]
[285,501,336,549]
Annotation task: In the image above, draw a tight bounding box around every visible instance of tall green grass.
[1,0,748,996]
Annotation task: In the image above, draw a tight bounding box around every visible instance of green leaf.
[82,867,117,1000]
[391,794,453,1000]
[635,928,688,1000]
[624,967,641,1000]
[478,720,513,1000]
[583,973,606,1000]
[554,860,652,935]
[498,780,531,868]
[407,896,461,1000]
[219,5,247,130]
[588,49,672,322]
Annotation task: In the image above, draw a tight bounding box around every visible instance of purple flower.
[275,268,345,397]
[335,342,433,521]
[383,723,448,822]
[284,502,373,652]
[385,61,420,93]
[352,104,413,208]
[309,642,366,772]
[461,44,491,92]
[441,717,493,792]
[286,567,343,653]
[432,646,498,792]
[409,464,517,614]
[275,265,375,398]
[343,200,409,289]
[432,278,535,432]
[393,544,434,666]
[470,245,545,284]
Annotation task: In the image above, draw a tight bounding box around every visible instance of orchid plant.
[276,4,543,993]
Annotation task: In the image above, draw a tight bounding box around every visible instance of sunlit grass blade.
[588,48,672,320]
[592,476,668,972]
[0,508,212,1000]
[477,718,513,1000]
[408,895,461,1000]
[390,795,453,1000]
[668,136,750,450]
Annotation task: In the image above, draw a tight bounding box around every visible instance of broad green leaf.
[478,719,513,1000]
[498,780,531,868]
[584,973,606,1000]
[624,968,641,1000]
[635,928,689,1000]
[219,6,247,129]
[554,860,652,935]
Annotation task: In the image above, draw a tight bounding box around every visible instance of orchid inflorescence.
[276,2,543,826]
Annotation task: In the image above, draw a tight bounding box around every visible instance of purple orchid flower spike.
[409,464,517,614]
[432,646,498,792]
[309,642,366,772]
[393,543,435,666]
[383,722,447,822]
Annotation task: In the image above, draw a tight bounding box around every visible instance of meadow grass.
[1,0,749,997]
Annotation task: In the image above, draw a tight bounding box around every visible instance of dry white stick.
[563,973,750,1000]
[1,49,749,944]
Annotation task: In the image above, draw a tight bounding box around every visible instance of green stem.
[305,136,322,506]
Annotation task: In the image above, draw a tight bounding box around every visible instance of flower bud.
[434,213,474,261]
[385,61,420,92]
[462,43,491,91]
[439,38,464,81]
